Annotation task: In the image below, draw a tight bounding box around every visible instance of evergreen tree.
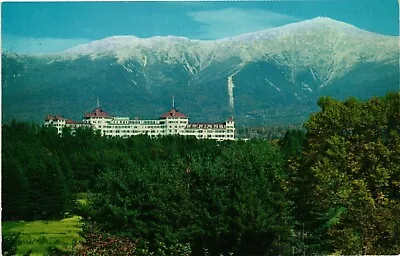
[289,93,400,254]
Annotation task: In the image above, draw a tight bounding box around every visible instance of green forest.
[2,93,400,255]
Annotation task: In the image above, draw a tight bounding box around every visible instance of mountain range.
[2,17,399,126]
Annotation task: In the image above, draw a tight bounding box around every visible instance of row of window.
[104,133,235,139]
[90,120,108,124]
[106,124,170,129]
[167,120,188,124]
[105,130,168,134]
[109,120,164,125]
[203,134,233,138]
[184,129,234,134]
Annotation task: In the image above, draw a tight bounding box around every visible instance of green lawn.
[2,216,84,256]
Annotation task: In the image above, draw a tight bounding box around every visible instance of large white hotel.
[45,106,235,141]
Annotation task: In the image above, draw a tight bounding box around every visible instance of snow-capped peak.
[58,17,397,64]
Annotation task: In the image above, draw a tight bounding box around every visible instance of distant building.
[44,115,90,134]
[45,107,235,141]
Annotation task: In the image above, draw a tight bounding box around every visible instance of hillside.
[2,17,399,125]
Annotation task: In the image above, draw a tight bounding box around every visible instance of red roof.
[56,115,66,120]
[45,115,55,121]
[45,114,66,121]
[160,108,187,119]
[84,108,112,118]
[66,119,86,124]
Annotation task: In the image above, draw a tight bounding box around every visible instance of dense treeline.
[2,122,72,220]
[2,123,292,255]
[2,92,399,255]
[236,124,303,140]
[288,93,400,254]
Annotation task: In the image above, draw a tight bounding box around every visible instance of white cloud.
[187,8,299,39]
[2,35,91,54]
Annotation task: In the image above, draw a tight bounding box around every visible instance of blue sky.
[2,0,399,53]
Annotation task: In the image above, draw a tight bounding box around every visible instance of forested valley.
[2,93,400,255]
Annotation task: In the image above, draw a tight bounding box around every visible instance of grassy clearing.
[2,216,84,256]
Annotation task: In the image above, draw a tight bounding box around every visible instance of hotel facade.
[45,107,235,141]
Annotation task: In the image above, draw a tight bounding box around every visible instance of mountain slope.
[2,18,399,125]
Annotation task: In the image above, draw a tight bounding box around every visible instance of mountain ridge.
[2,17,399,125]
[62,17,396,55]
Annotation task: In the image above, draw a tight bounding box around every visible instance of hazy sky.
[2,0,399,53]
